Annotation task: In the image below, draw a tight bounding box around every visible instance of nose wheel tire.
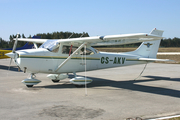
[26,85,33,87]
[52,80,60,83]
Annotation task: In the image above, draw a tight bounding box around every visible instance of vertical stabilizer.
[127,28,164,58]
[150,28,164,36]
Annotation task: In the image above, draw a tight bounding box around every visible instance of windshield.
[39,40,60,52]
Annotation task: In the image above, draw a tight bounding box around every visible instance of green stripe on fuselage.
[19,55,100,60]
[126,59,139,61]
[24,81,41,83]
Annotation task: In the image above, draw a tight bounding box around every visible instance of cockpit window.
[39,40,60,53]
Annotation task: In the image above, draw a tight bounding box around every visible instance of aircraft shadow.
[0,65,20,72]
[41,75,180,98]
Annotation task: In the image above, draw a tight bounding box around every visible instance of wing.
[13,38,48,43]
[91,33,163,46]
[56,33,163,46]
[14,28,163,46]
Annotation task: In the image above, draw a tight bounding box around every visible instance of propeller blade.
[7,33,19,73]
[12,33,19,53]
[8,58,13,71]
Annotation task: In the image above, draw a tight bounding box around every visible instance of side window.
[62,46,70,54]
[80,48,95,55]
[62,46,78,54]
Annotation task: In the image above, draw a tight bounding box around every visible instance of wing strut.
[54,42,86,72]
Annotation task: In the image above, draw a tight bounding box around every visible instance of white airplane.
[6,28,171,87]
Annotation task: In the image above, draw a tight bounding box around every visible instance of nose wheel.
[26,85,33,87]
[52,80,60,83]
[22,73,41,87]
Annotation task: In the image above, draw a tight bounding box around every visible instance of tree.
[9,35,13,41]
[22,34,26,38]
[28,35,32,38]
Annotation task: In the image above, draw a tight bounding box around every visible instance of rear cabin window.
[80,48,95,55]
[62,46,95,55]
[62,46,78,54]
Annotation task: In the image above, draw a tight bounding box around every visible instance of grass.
[95,47,180,63]
[158,48,180,52]
[165,117,180,120]
[156,55,180,64]
[95,47,180,52]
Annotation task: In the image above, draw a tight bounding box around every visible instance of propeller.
[7,33,19,71]
[8,58,13,71]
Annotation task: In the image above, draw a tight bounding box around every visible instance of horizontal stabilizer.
[138,58,174,62]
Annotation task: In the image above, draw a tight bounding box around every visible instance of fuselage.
[14,47,146,74]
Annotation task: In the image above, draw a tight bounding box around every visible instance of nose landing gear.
[22,73,41,87]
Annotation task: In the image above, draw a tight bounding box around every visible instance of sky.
[0,0,180,40]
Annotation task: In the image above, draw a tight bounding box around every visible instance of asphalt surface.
[0,59,180,120]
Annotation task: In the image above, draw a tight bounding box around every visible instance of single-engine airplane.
[6,28,171,87]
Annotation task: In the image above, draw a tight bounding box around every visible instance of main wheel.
[26,85,33,87]
[52,80,60,83]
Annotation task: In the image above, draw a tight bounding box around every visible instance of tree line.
[0,31,180,49]
[116,37,180,48]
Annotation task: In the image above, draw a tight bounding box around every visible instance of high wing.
[90,33,163,46]
[14,32,163,46]
[14,38,48,43]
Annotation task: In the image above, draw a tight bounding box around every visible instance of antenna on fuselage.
[134,62,148,80]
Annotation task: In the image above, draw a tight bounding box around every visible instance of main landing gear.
[47,74,68,83]
[21,73,41,87]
